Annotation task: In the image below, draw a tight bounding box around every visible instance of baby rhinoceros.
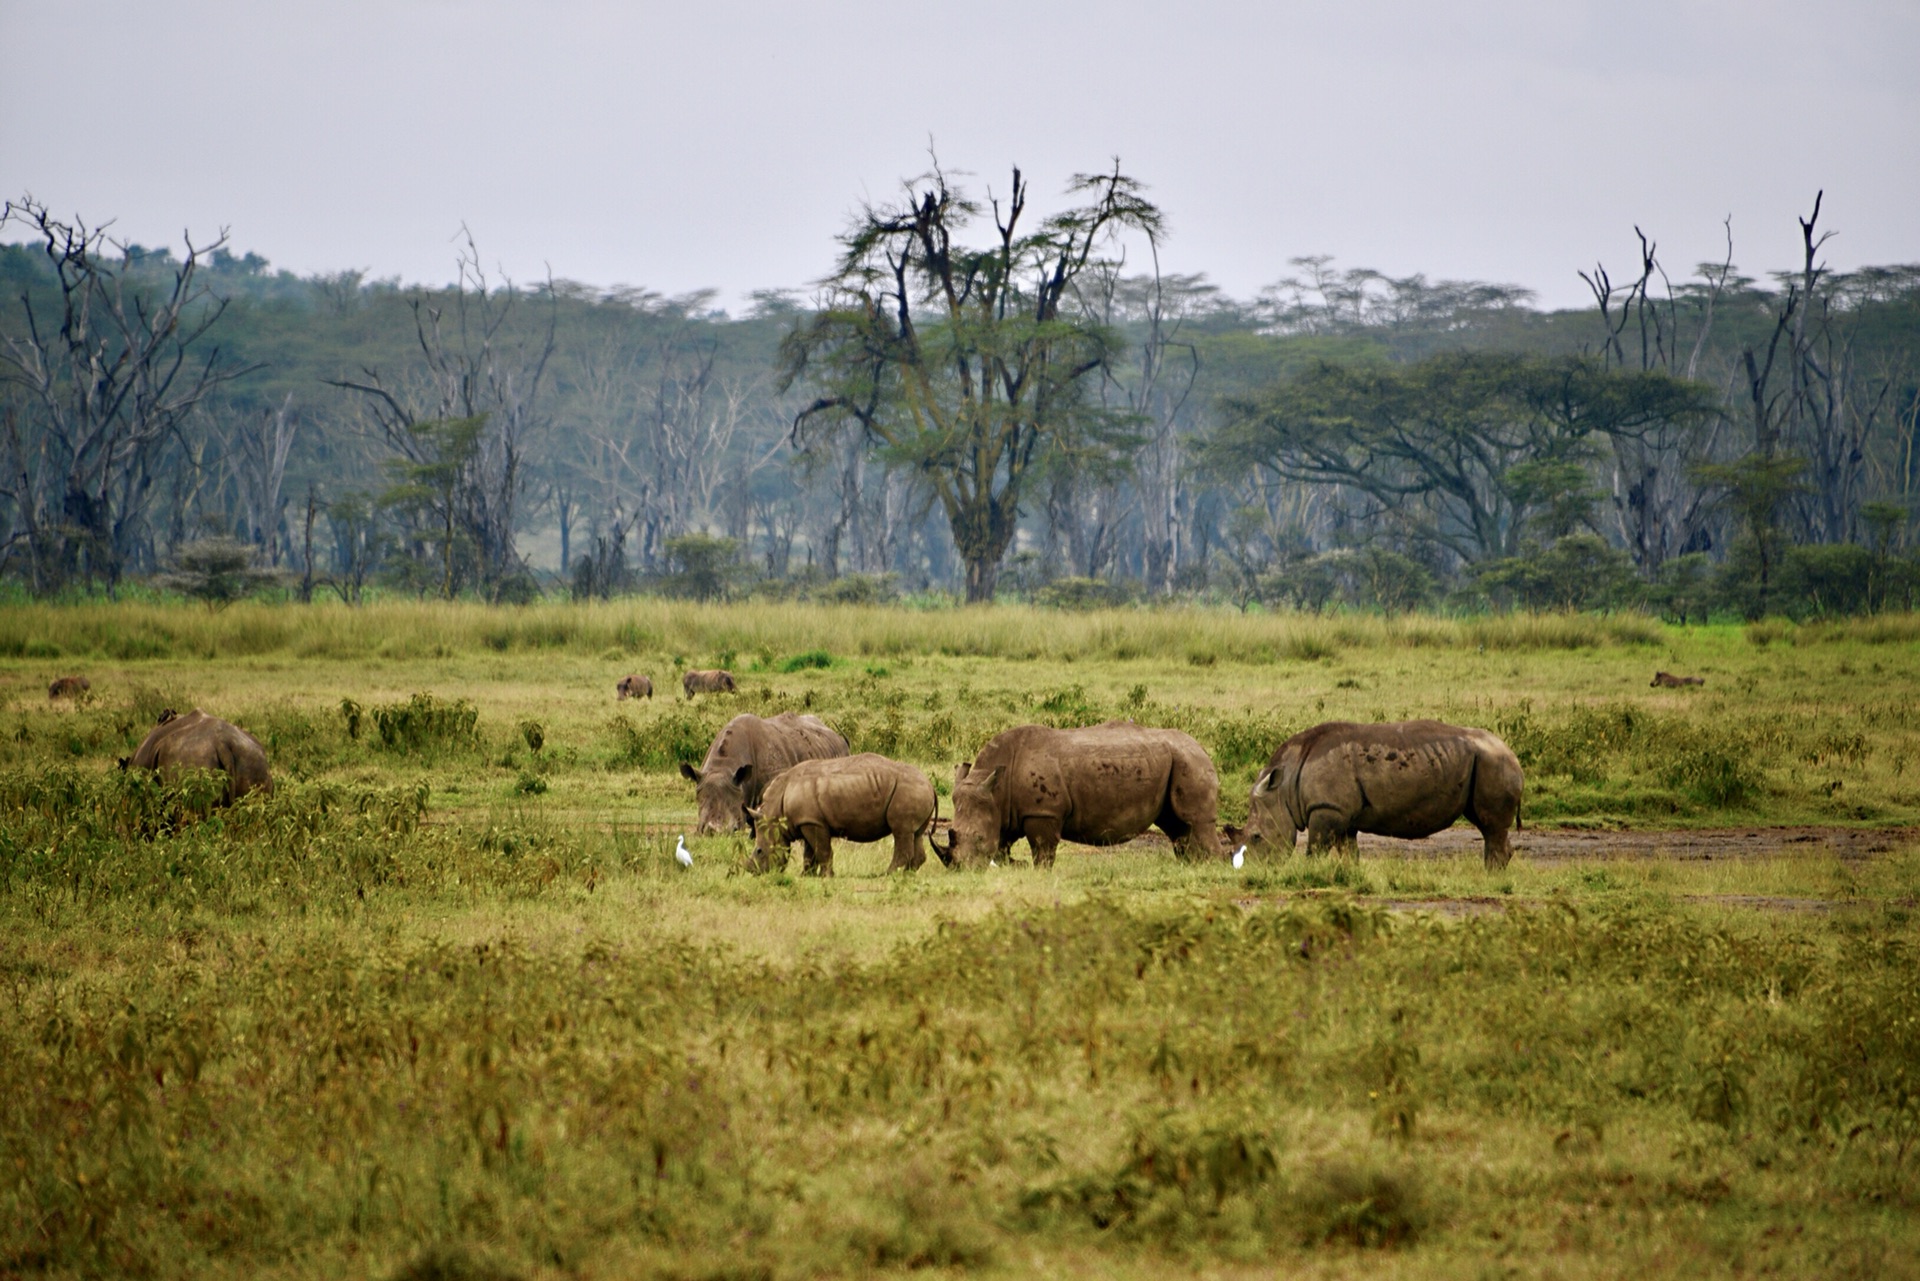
[748,754,939,877]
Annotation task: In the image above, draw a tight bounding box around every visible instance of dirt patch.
[1233,892,1898,917]
[1354,824,1917,863]
[1100,823,1915,863]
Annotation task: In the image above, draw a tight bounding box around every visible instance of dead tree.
[1079,263,1212,594]
[1581,223,1732,571]
[219,392,298,565]
[326,229,554,599]
[1780,194,1891,544]
[0,197,257,591]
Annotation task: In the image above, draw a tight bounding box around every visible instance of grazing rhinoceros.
[48,675,90,700]
[617,673,653,700]
[682,669,737,699]
[678,711,848,834]
[940,721,1222,869]
[747,753,938,876]
[1650,671,1704,688]
[1241,720,1522,869]
[121,708,273,803]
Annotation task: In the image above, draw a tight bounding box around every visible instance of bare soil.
[1353,823,1917,863]
[924,817,1917,864]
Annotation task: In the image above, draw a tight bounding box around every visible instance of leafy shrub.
[1290,1160,1429,1248]
[1034,577,1135,610]
[1659,742,1760,807]
[606,705,722,772]
[1026,1106,1281,1246]
[779,649,833,672]
[1035,684,1098,726]
[812,572,898,605]
[371,692,478,752]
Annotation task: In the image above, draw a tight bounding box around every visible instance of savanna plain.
[3,600,1919,1281]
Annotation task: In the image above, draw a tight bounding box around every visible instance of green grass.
[2,600,1918,1279]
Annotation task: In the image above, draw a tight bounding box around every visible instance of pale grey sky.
[3,0,1915,311]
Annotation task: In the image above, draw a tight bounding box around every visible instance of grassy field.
[2,600,1918,1280]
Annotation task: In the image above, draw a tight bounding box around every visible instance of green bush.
[778,649,834,672]
[371,692,478,752]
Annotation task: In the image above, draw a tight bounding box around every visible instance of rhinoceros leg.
[1466,757,1520,871]
[1478,825,1512,871]
[799,824,835,877]
[1304,808,1356,858]
[1161,814,1227,863]
[887,826,924,872]
[1023,817,1062,869]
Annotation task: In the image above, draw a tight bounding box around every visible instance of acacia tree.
[0,197,256,591]
[779,162,1162,601]
[1205,352,1717,567]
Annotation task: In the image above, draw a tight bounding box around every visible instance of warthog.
[679,711,849,834]
[1651,671,1705,688]
[120,709,273,803]
[617,674,654,700]
[48,675,90,700]
[1243,719,1523,869]
[941,721,1222,869]
[747,754,938,876]
[682,669,737,699]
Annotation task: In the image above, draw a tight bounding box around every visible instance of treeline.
[2,182,1917,617]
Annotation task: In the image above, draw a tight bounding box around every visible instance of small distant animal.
[47,675,90,700]
[119,708,273,804]
[682,669,737,699]
[675,834,694,868]
[747,754,939,877]
[1651,671,1705,688]
[1242,719,1523,869]
[617,674,653,700]
[679,711,850,834]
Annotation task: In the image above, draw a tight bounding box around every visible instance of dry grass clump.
[0,597,1688,666]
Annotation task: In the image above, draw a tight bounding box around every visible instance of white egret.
[675,835,693,868]
[1232,845,1246,869]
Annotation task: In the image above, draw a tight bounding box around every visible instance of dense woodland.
[3,180,1918,616]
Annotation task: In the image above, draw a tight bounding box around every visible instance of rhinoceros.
[941,721,1222,869]
[682,669,737,699]
[617,673,653,700]
[678,711,849,834]
[747,753,938,876]
[121,708,273,803]
[48,675,90,700]
[1241,720,1522,869]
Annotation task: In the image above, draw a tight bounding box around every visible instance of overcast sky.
[4,0,1916,313]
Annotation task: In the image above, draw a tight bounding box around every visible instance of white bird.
[675,835,693,869]
[1232,845,1246,869]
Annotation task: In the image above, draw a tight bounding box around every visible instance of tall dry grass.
[0,597,1677,664]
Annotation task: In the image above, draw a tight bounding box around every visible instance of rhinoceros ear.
[745,804,761,820]
[1251,768,1275,796]
[975,767,1001,793]
[679,761,701,783]
[955,761,971,783]
[732,762,753,786]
